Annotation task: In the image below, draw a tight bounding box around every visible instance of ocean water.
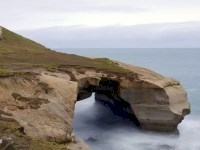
[59,48,200,150]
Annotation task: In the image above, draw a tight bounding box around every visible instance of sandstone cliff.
[0,27,190,149]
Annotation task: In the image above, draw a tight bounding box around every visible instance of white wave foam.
[73,96,200,150]
[186,88,199,92]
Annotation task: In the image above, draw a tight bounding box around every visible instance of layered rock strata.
[0,62,190,147]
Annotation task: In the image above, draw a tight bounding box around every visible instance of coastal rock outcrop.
[0,62,190,147]
[116,62,190,131]
[0,72,77,142]
[74,62,190,132]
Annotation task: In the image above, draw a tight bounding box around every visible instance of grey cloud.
[1,0,200,30]
[17,22,200,48]
[0,0,147,30]
[0,0,146,13]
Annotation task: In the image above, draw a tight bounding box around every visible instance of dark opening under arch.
[77,77,140,127]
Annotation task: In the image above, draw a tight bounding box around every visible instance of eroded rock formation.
[0,61,190,148]
[75,62,190,132]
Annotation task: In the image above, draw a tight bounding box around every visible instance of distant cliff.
[0,27,190,150]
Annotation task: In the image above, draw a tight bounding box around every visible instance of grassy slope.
[0,27,133,149]
[0,27,130,75]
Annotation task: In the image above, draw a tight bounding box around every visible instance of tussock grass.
[0,68,15,76]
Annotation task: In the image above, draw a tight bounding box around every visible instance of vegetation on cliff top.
[0,27,131,75]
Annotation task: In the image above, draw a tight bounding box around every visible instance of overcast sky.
[1,0,200,48]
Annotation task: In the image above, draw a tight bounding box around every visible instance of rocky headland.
[0,26,190,150]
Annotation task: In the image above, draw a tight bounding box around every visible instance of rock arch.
[77,77,141,126]
[0,63,190,144]
[76,68,190,132]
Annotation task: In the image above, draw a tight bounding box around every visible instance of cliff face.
[0,27,190,149]
[116,62,190,131]
[74,62,190,132]
[0,64,190,145]
[0,71,90,149]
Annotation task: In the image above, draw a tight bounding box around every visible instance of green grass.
[0,68,15,76]
[0,27,46,53]
[0,27,132,75]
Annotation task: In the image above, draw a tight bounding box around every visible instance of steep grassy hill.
[0,27,135,149]
[0,27,130,76]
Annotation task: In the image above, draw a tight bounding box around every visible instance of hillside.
[0,27,130,76]
[0,26,190,150]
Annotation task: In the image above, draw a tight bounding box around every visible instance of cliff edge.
[0,27,190,149]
